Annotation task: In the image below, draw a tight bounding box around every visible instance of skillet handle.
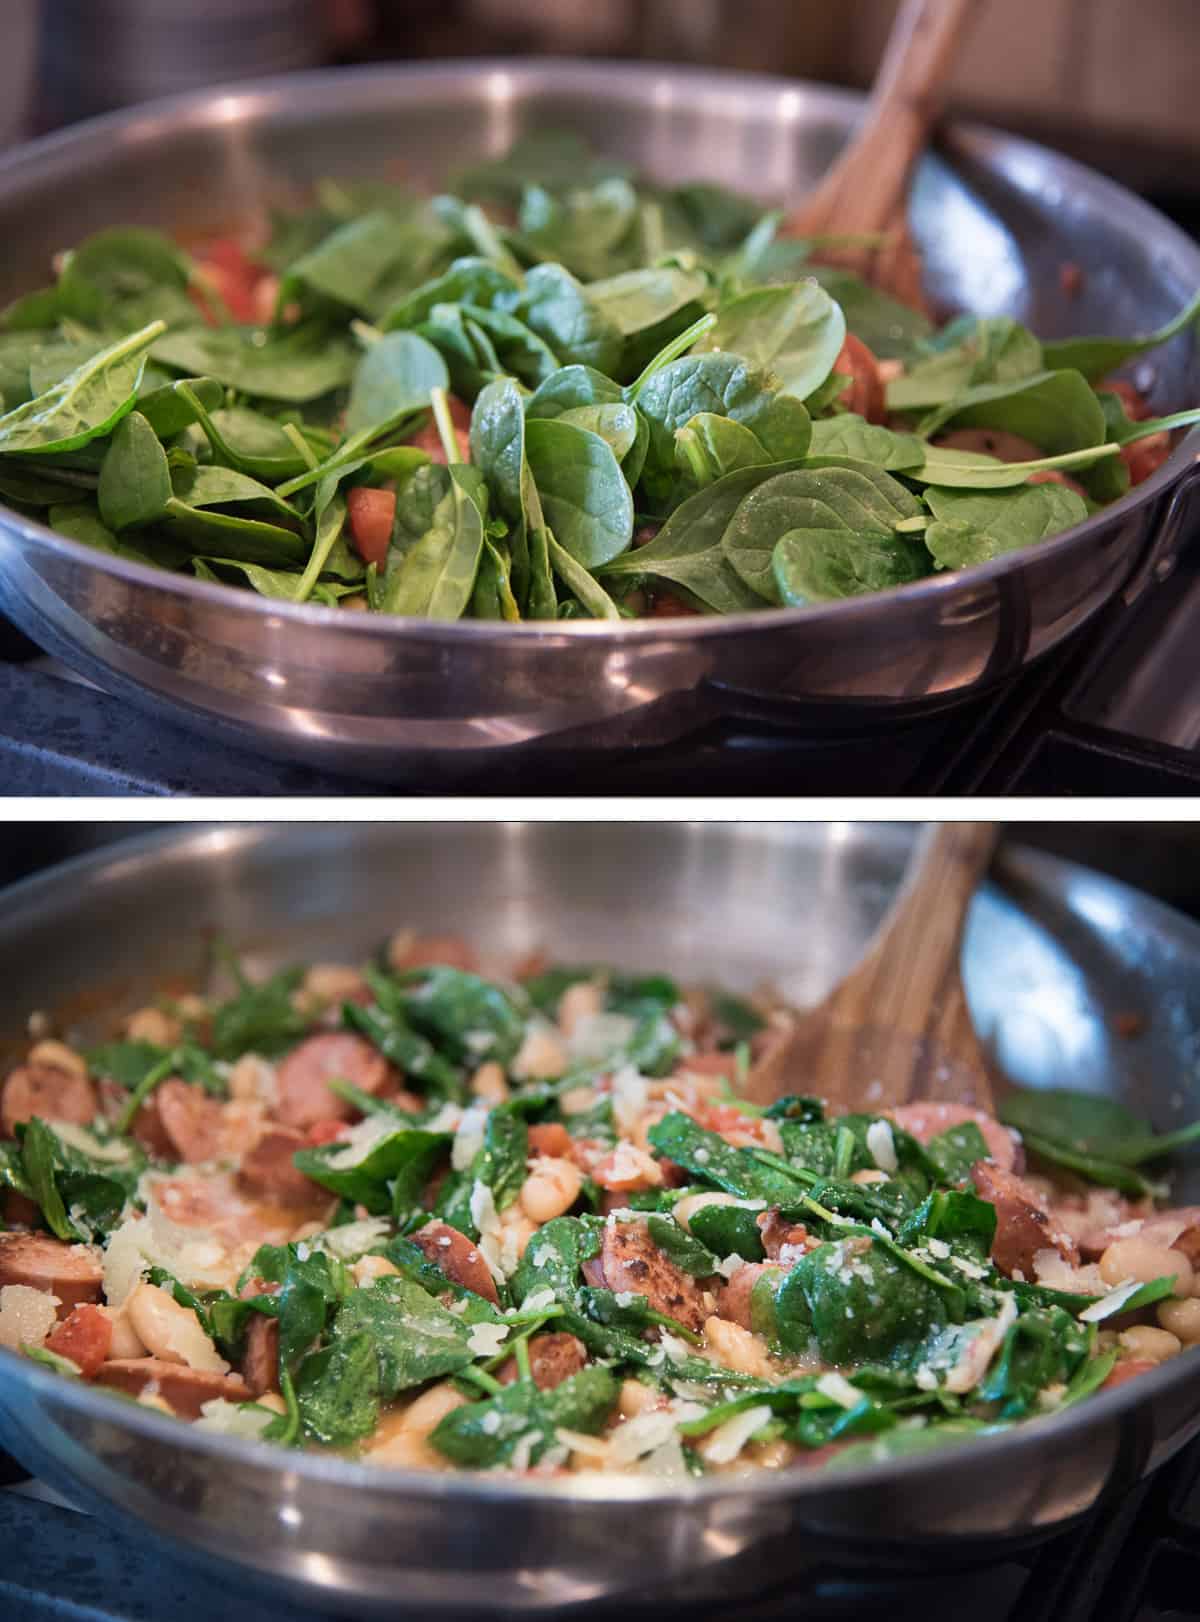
[1122,458,1200,605]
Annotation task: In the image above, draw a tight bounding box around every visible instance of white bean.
[123,1008,180,1047]
[519,1157,582,1225]
[470,1062,509,1105]
[557,981,604,1038]
[672,1192,739,1234]
[1099,1238,1194,1297]
[27,1040,88,1081]
[703,1314,773,1378]
[1157,1297,1200,1344]
[1119,1325,1181,1363]
[126,1283,228,1374]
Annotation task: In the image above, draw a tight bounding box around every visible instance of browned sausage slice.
[593,1219,709,1333]
[95,1358,253,1419]
[237,1127,320,1206]
[756,1210,814,1261]
[1,1064,98,1139]
[241,1315,280,1397]
[411,1220,499,1305]
[274,1034,393,1130]
[972,1161,1079,1279]
[497,1332,587,1391]
[717,1261,782,1330]
[155,1079,226,1164]
[0,1233,103,1314]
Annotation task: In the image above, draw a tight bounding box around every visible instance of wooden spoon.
[782,0,979,310]
[743,822,999,1114]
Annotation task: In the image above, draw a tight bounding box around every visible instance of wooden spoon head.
[743,1007,995,1116]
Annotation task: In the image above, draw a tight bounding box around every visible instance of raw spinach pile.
[0,132,1193,618]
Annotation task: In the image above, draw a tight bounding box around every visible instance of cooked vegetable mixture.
[0,132,1195,618]
[2,936,1199,1477]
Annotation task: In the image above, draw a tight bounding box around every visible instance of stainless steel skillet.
[0,62,1196,780]
[1,821,1199,1616]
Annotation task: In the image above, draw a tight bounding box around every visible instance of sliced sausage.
[833,334,885,423]
[1,1064,97,1139]
[241,1314,279,1397]
[972,1161,1079,1279]
[411,1220,499,1305]
[155,1079,226,1164]
[97,1077,174,1159]
[2,1191,40,1227]
[237,1127,320,1206]
[95,1357,252,1419]
[590,1219,709,1333]
[932,428,1045,462]
[887,1102,1021,1173]
[149,1172,312,1251]
[497,1332,587,1391]
[273,1033,393,1130]
[717,1261,782,1330]
[0,1233,103,1314]
[674,1051,740,1079]
[45,1303,113,1377]
[1101,1357,1157,1392]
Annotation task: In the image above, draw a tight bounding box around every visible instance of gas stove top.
[2,508,1199,794]
[4,1434,1200,1621]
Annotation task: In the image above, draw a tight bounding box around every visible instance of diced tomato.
[45,1304,113,1378]
[405,395,471,464]
[1120,432,1171,487]
[832,333,885,423]
[346,487,397,566]
[1102,379,1151,421]
[1101,1358,1158,1391]
[591,1145,663,1193]
[306,1119,351,1147]
[1027,469,1087,496]
[527,1123,573,1159]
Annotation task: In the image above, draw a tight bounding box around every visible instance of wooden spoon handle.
[788,0,977,237]
[824,821,998,1039]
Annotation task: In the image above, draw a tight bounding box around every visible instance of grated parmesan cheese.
[194,1399,273,1440]
[1080,1278,1144,1323]
[866,1120,898,1174]
[452,1104,490,1173]
[0,1285,59,1352]
[815,1372,862,1410]
[702,1403,773,1465]
[466,1321,509,1357]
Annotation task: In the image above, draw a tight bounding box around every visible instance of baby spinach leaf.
[911,440,1122,490]
[391,965,526,1068]
[688,1202,766,1262]
[98,410,172,530]
[455,130,632,206]
[998,1088,1200,1167]
[1041,288,1200,381]
[18,1117,142,1243]
[281,207,453,319]
[136,376,224,441]
[295,1329,381,1446]
[696,281,846,403]
[600,462,785,614]
[543,530,620,619]
[647,1111,810,1203]
[295,1127,447,1214]
[978,1306,1090,1418]
[922,1124,993,1187]
[645,1214,719,1276]
[553,402,640,463]
[153,324,358,404]
[46,502,170,567]
[58,228,196,331]
[381,256,520,331]
[430,1365,619,1469]
[674,414,775,486]
[332,1277,474,1397]
[344,993,463,1102]
[0,320,164,456]
[379,464,484,618]
[524,417,633,568]
[722,464,923,602]
[635,352,812,483]
[524,364,624,420]
[769,1237,951,1364]
[345,331,448,436]
[807,268,932,359]
[923,482,1089,570]
[918,368,1106,448]
[209,963,308,1059]
[586,265,708,339]
[807,415,925,470]
[513,263,624,377]
[887,317,1043,411]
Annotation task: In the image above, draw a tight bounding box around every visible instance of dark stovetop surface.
[4,1431,1200,1621]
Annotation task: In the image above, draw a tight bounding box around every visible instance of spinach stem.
[115,1050,180,1135]
[625,312,718,401]
[514,1336,532,1384]
[430,387,460,465]
[281,422,320,471]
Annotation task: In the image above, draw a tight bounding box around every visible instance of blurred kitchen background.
[2,0,1196,219]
